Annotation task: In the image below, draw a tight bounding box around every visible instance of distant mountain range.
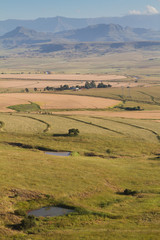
[1,24,160,49]
[0,15,160,36]
[53,24,160,42]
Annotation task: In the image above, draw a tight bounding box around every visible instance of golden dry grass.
[0,80,85,89]
[0,73,126,81]
[0,79,144,89]
[52,110,160,119]
[0,93,120,112]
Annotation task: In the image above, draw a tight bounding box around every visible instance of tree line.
[43,81,112,92]
[24,81,112,92]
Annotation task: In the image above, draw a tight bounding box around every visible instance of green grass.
[0,112,160,239]
[8,102,41,112]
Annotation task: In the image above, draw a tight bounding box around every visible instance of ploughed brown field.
[0,93,120,112]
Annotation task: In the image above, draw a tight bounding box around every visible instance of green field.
[0,111,160,240]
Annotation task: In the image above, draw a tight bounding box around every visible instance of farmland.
[0,110,160,240]
[0,48,160,239]
[0,93,120,112]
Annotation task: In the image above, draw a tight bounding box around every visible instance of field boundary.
[19,115,50,133]
[58,115,123,135]
[92,116,160,142]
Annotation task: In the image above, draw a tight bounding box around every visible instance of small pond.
[28,206,74,217]
[45,152,71,156]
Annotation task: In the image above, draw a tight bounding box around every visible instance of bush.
[68,128,79,136]
[71,151,79,156]
[14,209,27,217]
[20,216,36,230]
[106,149,111,154]
[123,189,138,196]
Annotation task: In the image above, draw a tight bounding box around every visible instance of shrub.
[14,209,27,217]
[68,128,79,136]
[20,216,36,230]
[106,149,111,154]
[123,189,138,196]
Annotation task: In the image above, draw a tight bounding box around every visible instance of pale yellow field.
[0,93,120,112]
[0,79,145,89]
[0,73,126,81]
[52,110,160,119]
[0,80,85,89]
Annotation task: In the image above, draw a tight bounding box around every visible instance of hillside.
[0,26,53,48]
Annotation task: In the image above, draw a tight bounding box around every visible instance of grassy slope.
[0,113,160,239]
[0,48,160,239]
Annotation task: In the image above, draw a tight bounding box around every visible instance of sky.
[0,0,160,20]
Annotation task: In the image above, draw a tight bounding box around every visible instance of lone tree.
[25,88,29,93]
[68,128,79,136]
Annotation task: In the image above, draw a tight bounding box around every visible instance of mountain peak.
[2,26,37,38]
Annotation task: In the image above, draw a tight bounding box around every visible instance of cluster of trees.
[84,81,111,89]
[44,85,69,91]
[43,81,112,92]
[114,104,143,111]
[84,81,96,89]
[118,106,142,111]
[97,82,112,88]
[24,81,112,92]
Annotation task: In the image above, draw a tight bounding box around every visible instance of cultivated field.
[0,48,160,239]
[0,73,132,90]
[0,73,126,81]
[0,77,146,90]
[52,110,160,119]
[0,93,120,112]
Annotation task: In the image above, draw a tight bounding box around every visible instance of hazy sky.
[1,0,160,20]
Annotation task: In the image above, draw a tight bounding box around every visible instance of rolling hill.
[0,26,53,47]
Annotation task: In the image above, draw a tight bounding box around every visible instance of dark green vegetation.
[8,102,40,112]
[0,111,160,239]
[68,128,79,136]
